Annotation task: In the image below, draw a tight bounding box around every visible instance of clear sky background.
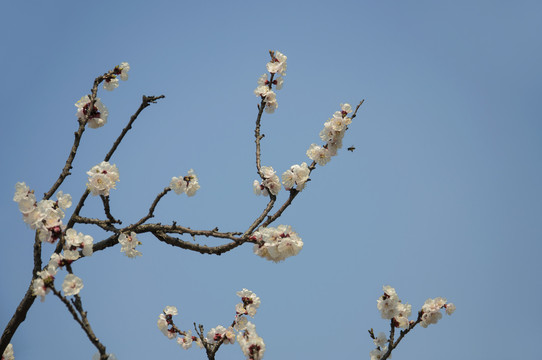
[1,1,541,359]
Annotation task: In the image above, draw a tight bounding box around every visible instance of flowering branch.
[369,286,456,360]
[4,51,368,359]
[157,289,264,360]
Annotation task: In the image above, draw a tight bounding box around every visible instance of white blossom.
[103,77,119,91]
[170,169,200,197]
[62,274,83,296]
[56,191,72,210]
[373,332,387,347]
[263,91,278,114]
[86,162,119,196]
[266,51,287,76]
[64,228,93,258]
[75,95,108,129]
[370,347,387,360]
[118,62,130,81]
[2,343,14,360]
[14,183,70,243]
[281,162,310,191]
[236,289,261,317]
[32,278,48,302]
[118,232,142,258]
[164,306,178,315]
[237,322,265,360]
[13,182,30,202]
[177,330,193,350]
[419,297,453,328]
[254,166,281,196]
[252,225,303,262]
[157,307,177,339]
[341,103,353,114]
[306,144,331,166]
[377,285,400,320]
[206,325,228,344]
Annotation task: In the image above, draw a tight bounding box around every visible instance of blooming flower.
[309,103,354,166]
[14,183,71,243]
[170,169,200,197]
[117,62,130,81]
[86,161,119,196]
[177,330,193,349]
[62,274,83,296]
[377,285,400,320]
[445,303,456,315]
[253,166,281,196]
[64,228,94,258]
[236,289,261,317]
[32,278,48,301]
[252,225,303,262]
[306,144,331,166]
[237,322,265,360]
[75,96,108,129]
[420,297,452,328]
[118,232,142,258]
[263,91,278,114]
[370,347,387,360]
[373,332,387,347]
[2,343,14,360]
[49,253,65,270]
[266,51,287,76]
[157,306,178,339]
[282,162,310,191]
[206,325,228,344]
[56,191,72,210]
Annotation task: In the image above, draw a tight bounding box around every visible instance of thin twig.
[381,311,423,360]
[104,95,165,162]
[152,231,243,255]
[123,187,171,231]
[101,195,120,224]
[50,287,107,357]
[71,215,120,232]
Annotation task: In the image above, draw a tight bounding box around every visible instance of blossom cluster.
[206,325,236,345]
[32,261,84,301]
[75,96,109,129]
[376,285,412,328]
[63,228,94,260]
[103,62,130,91]
[158,289,265,359]
[118,231,142,258]
[170,169,200,197]
[420,297,456,328]
[254,51,287,114]
[235,289,261,318]
[237,321,265,360]
[32,264,57,301]
[13,182,72,243]
[281,162,310,191]
[1,343,13,360]
[86,161,120,196]
[253,166,281,196]
[251,225,303,262]
[307,103,353,166]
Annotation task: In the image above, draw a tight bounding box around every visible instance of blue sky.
[1,1,541,359]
